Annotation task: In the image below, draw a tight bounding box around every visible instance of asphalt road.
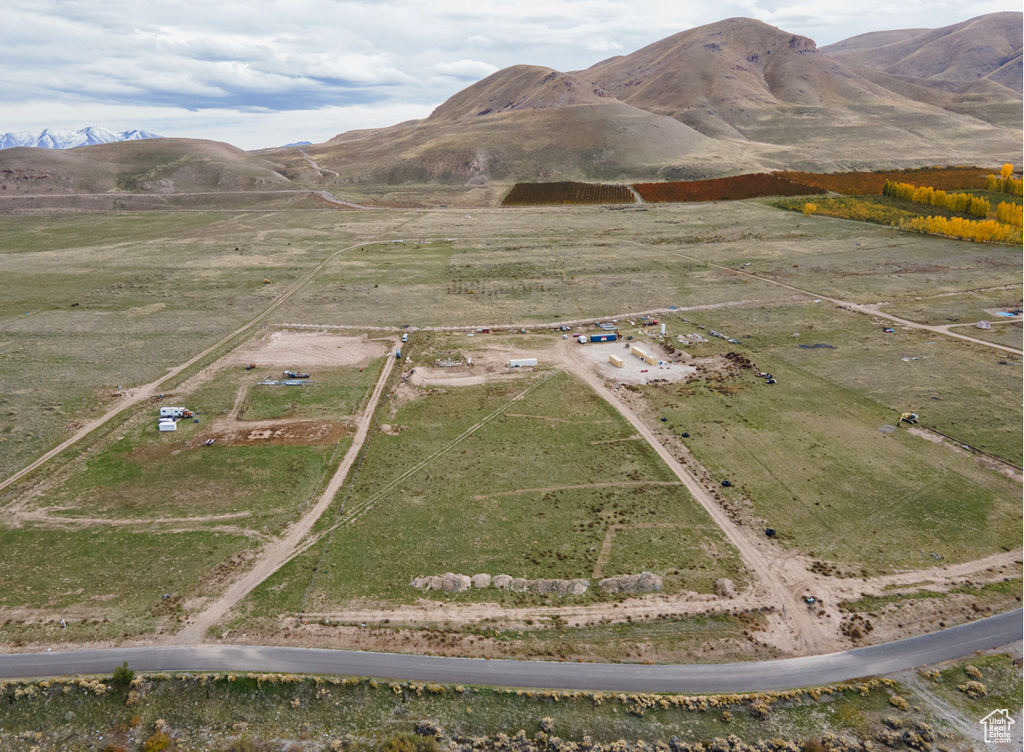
[1,610,1019,692]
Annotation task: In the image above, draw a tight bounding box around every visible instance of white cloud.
[433,59,499,79]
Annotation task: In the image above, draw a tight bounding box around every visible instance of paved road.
[2,610,1019,692]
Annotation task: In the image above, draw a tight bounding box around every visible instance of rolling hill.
[0,138,293,195]
[264,65,761,186]
[577,16,1021,167]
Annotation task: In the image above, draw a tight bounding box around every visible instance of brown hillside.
[0,138,293,195]
[266,97,757,187]
[822,12,1023,92]
[577,16,1021,167]
[425,65,615,124]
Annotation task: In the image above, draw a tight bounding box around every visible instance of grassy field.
[18,360,375,528]
[11,199,1010,487]
[0,209,362,481]
[0,527,252,644]
[0,652,1018,751]
[880,288,1022,326]
[683,302,1023,465]
[955,322,1024,350]
[635,312,1022,571]
[3,197,1021,656]
[242,360,385,421]
[285,359,748,609]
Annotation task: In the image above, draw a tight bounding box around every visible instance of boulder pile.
[411,573,589,595]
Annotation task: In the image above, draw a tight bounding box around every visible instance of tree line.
[882,180,990,218]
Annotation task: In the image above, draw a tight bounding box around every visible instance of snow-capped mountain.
[0,127,162,150]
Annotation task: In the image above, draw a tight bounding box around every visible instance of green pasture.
[296,366,745,608]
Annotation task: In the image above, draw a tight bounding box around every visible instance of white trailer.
[509,358,538,368]
[158,419,177,432]
[160,406,186,418]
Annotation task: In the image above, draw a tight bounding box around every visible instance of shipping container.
[590,333,617,342]
[609,355,624,368]
[509,358,538,368]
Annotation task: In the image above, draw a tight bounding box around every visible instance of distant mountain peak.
[0,127,162,150]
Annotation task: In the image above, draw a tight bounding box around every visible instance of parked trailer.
[159,407,186,418]
[609,355,624,368]
[509,358,538,368]
[158,419,177,432]
[589,333,617,343]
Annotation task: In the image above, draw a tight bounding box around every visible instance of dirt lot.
[576,340,698,384]
[194,419,347,447]
[225,330,387,368]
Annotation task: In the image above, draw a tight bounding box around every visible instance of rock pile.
[598,571,663,594]
[715,578,736,597]
[411,573,589,595]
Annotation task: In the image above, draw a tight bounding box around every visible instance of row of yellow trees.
[899,215,1023,244]
[882,180,990,217]
[996,200,1023,228]
[985,163,1023,196]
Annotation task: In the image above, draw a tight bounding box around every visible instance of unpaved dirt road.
[556,338,827,654]
[175,344,397,643]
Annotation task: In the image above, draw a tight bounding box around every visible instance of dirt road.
[175,344,397,643]
[556,339,827,654]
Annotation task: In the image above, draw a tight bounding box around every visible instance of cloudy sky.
[2,1,1015,149]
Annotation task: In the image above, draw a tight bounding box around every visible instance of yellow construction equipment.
[899,412,919,425]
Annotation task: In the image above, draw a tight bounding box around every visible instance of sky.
[1,1,1017,150]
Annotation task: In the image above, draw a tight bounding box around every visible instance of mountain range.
[0,13,1019,197]
[261,12,1021,186]
[0,127,161,151]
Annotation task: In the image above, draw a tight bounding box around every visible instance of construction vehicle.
[899,412,919,425]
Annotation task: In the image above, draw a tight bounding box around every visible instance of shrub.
[889,695,909,711]
[780,167,986,195]
[957,680,988,698]
[633,173,823,203]
[112,662,134,691]
[142,731,171,752]
[225,732,259,752]
[380,733,440,752]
